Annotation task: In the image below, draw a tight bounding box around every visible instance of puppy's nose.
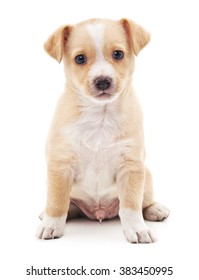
[94,77,112,91]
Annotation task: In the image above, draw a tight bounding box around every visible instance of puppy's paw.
[36,214,66,240]
[123,227,156,243]
[143,202,170,221]
[119,208,156,243]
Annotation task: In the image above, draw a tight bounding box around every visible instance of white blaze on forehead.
[86,23,115,79]
[86,23,105,59]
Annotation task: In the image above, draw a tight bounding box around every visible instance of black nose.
[94,77,112,91]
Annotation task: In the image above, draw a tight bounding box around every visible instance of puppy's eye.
[112,50,124,60]
[75,54,87,65]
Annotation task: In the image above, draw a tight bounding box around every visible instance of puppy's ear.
[44,25,71,63]
[120,19,150,55]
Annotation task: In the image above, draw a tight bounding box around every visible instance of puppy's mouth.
[95,91,112,99]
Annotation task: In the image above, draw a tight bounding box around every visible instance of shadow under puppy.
[37,18,169,243]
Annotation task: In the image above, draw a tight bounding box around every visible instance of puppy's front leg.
[117,160,155,243]
[37,163,73,239]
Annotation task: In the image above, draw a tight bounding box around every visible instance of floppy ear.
[120,19,150,55]
[44,25,71,63]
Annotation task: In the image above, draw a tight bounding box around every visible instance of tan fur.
[38,18,169,242]
[120,19,151,55]
[44,25,72,62]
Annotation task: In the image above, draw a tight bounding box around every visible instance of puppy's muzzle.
[94,76,112,91]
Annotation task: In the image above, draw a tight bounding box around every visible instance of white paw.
[119,208,156,243]
[123,227,156,243]
[143,203,170,221]
[36,213,66,240]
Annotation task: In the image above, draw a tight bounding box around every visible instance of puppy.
[37,18,169,243]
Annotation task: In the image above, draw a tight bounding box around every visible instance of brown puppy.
[37,18,169,242]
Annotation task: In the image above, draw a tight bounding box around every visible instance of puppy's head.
[44,18,150,104]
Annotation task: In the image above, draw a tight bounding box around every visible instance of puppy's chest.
[64,105,123,199]
[67,104,123,154]
[77,142,118,178]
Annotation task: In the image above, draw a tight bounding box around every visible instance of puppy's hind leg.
[143,167,170,221]
[144,203,170,221]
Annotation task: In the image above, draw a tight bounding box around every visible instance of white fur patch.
[36,213,67,239]
[86,23,105,60]
[119,208,156,243]
[86,23,115,82]
[62,99,136,205]
[88,60,115,81]
[64,97,122,149]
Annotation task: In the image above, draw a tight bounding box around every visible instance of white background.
[0,0,199,279]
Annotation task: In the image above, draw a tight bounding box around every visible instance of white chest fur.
[62,98,126,204]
